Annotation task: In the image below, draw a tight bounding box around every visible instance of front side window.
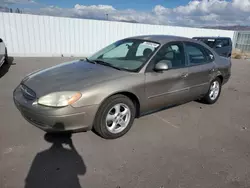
[136,43,155,57]
[89,39,160,72]
[185,43,208,66]
[149,42,186,70]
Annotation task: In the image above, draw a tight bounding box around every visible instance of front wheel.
[93,94,136,139]
[202,77,222,104]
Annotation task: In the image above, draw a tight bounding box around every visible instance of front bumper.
[13,85,99,132]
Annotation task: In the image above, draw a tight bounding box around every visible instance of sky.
[37,0,191,10]
[1,0,250,27]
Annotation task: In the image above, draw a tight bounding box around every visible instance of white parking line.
[153,114,179,129]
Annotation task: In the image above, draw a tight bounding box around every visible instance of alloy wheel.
[209,80,220,101]
[105,103,131,134]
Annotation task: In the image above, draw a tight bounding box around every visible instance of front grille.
[20,84,36,100]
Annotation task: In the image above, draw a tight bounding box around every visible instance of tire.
[4,48,8,64]
[202,77,222,104]
[93,94,136,139]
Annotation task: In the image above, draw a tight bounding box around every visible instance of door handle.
[181,73,189,78]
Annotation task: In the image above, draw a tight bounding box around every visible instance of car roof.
[193,36,231,39]
[125,35,196,45]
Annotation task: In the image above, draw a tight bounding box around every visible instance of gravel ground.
[0,57,250,188]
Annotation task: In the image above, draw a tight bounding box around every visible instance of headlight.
[37,92,82,107]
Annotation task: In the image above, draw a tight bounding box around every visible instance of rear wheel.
[202,77,222,104]
[4,48,8,64]
[93,94,136,139]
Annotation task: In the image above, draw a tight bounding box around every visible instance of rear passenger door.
[184,42,215,99]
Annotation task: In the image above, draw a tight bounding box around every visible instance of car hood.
[22,60,129,97]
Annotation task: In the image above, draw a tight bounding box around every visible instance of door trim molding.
[189,82,209,89]
[148,87,189,99]
[148,82,209,99]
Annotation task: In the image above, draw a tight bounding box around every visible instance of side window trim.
[183,42,212,67]
[145,41,187,72]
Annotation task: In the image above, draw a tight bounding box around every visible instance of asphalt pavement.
[1,57,250,188]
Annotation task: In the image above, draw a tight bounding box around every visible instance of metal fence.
[234,31,250,53]
[0,12,236,57]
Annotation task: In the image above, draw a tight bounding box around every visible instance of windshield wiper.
[93,60,122,71]
[83,58,96,64]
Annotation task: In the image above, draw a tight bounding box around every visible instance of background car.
[0,38,8,68]
[192,37,232,58]
[13,35,231,139]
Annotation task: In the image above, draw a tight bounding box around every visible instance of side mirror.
[0,38,3,43]
[154,61,169,72]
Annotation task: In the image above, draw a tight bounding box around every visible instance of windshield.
[88,39,160,71]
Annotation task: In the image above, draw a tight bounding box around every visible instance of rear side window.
[185,42,211,66]
[216,39,230,47]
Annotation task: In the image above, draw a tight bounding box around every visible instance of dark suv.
[192,37,232,58]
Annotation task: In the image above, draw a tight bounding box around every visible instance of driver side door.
[144,42,191,112]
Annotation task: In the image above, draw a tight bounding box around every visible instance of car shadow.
[24,133,86,188]
[0,57,14,79]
